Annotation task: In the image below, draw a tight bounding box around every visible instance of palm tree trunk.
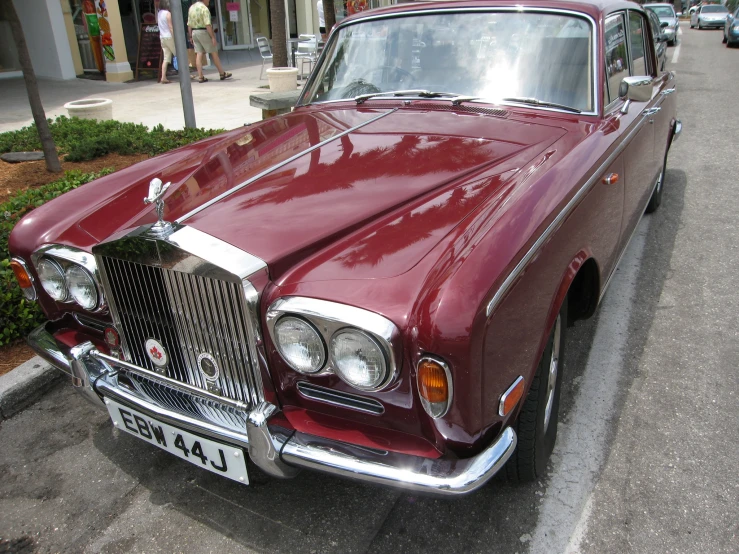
[269,0,288,68]
[1,0,61,173]
[324,0,336,35]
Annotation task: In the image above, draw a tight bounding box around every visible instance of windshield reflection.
[305,12,594,112]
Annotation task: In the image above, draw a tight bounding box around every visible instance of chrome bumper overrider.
[28,324,517,495]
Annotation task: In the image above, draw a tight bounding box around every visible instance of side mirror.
[619,76,653,114]
[661,21,670,27]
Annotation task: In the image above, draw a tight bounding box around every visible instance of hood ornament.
[144,178,172,236]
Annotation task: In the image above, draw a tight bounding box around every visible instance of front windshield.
[702,5,728,12]
[304,11,594,112]
[650,6,676,17]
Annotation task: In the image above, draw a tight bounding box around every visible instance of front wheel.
[505,301,567,481]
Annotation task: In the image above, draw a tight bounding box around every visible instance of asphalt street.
[1,25,737,554]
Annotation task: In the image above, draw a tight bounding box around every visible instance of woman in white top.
[158,0,176,83]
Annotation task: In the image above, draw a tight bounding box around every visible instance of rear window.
[702,5,728,12]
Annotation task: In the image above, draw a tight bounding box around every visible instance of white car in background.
[645,3,680,45]
[691,4,730,29]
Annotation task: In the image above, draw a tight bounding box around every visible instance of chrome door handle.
[642,107,661,116]
[661,88,676,96]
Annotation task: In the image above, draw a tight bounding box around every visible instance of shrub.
[0,116,223,162]
[0,170,113,346]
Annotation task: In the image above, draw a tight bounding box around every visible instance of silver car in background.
[691,4,730,30]
[645,3,680,45]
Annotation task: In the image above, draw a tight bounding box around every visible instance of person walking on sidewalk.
[187,0,232,82]
[158,0,177,83]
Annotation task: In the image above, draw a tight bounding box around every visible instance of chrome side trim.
[300,7,599,116]
[266,296,401,391]
[486,109,652,318]
[177,109,397,223]
[281,427,517,496]
[498,375,525,417]
[11,257,37,301]
[417,355,454,419]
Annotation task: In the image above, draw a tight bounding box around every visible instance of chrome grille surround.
[93,223,268,411]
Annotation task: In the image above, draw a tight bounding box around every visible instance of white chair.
[256,36,273,80]
[295,34,318,80]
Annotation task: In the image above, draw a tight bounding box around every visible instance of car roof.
[339,0,646,26]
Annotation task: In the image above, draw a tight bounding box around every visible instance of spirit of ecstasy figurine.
[143,178,172,235]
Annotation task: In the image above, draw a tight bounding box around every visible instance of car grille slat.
[100,256,263,409]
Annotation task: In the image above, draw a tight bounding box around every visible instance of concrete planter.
[63,98,114,121]
[266,67,299,92]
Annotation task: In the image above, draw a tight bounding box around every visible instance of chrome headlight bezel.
[266,297,400,392]
[31,245,106,312]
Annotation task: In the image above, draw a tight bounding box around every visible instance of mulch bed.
[0,152,148,376]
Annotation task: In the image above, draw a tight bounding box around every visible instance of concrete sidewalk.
[0,49,288,133]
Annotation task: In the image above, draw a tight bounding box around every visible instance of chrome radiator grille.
[100,256,264,408]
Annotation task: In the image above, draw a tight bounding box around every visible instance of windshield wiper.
[355,90,463,104]
[501,97,582,113]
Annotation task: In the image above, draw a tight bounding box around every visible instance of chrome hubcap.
[543,314,561,433]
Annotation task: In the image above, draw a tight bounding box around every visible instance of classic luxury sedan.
[10,0,680,495]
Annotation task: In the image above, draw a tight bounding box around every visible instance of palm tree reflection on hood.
[238,126,496,212]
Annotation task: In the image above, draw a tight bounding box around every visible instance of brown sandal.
[198,76,208,83]
[220,72,232,80]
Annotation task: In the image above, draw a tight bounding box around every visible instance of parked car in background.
[10,0,681,496]
[724,6,739,45]
[645,2,680,45]
[647,7,669,69]
[691,4,730,28]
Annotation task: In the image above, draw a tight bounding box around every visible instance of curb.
[0,356,62,420]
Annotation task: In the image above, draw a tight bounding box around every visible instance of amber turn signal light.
[10,260,33,289]
[498,376,525,417]
[417,357,453,419]
[418,359,448,403]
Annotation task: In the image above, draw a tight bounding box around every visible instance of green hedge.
[0,170,113,346]
[0,116,223,162]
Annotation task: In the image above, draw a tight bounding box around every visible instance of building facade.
[1,0,396,82]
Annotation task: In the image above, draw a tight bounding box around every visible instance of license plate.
[105,398,249,484]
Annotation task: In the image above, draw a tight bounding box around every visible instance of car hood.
[69,106,565,281]
[660,16,678,25]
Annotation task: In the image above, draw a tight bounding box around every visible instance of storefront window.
[217,0,254,49]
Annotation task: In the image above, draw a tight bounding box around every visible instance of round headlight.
[274,316,326,374]
[66,265,98,310]
[330,329,387,390]
[37,258,68,302]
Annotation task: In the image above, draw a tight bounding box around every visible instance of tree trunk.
[1,0,61,173]
[324,0,336,35]
[269,0,288,68]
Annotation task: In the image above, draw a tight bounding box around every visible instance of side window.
[605,14,629,105]
[628,12,648,77]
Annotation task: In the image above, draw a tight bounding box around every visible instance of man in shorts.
[187,0,232,82]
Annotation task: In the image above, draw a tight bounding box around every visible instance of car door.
[614,10,660,252]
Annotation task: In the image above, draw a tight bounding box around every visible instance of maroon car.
[10,0,680,495]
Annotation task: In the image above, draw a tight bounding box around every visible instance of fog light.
[417,356,452,418]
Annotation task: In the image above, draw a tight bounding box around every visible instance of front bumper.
[29,324,517,496]
[699,19,726,28]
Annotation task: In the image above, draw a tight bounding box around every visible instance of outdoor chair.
[295,34,318,80]
[256,36,273,80]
